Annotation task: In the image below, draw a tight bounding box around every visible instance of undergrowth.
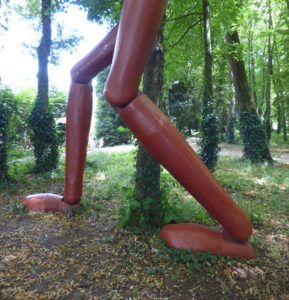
[2,149,288,262]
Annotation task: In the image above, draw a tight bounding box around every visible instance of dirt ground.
[187,138,289,164]
[0,142,288,299]
[0,194,288,299]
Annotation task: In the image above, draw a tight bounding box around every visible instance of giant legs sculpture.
[22,0,255,259]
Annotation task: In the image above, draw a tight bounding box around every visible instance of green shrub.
[95,68,130,147]
[29,104,59,173]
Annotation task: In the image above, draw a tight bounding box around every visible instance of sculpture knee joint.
[103,82,138,108]
[70,64,90,84]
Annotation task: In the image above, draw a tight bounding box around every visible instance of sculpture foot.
[22,193,80,212]
[160,224,255,259]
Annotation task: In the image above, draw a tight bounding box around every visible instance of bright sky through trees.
[0,5,107,92]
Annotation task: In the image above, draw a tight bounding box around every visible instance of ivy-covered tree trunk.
[200,0,219,171]
[30,0,59,173]
[134,22,164,227]
[95,68,130,146]
[226,30,273,163]
[264,0,273,140]
[0,99,8,183]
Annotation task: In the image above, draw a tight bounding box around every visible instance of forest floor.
[0,145,288,299]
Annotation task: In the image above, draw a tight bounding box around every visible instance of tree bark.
[0,100,8,182]
[226,81,236,144]
[247,22,258,112]
[274,39,288,141]
[264,0,273,140]
[200,0,219,171]
[36,0,52,112]
[29,0,59,173]
[226,30,272,163]
[226,32,255,114]
[134,20,164,226]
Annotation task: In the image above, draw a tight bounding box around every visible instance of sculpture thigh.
[102,0,254,258]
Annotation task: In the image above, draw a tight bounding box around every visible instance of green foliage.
[118,188,163,229]
[215,156,289,223]
[13,87,35,149]
[119,170,214,229]
[7,201,27,215]
[157,244,235,270]
[85,150,135,202]
[270,130,289,146]
[239,112,272,163]
[168,82,195,135]
[74,0,122,25]
[48,86,67,146]
[29,103,59,173]
[0,98,8,182]
[0,88,16,183]
[95,68,130,146]
[16,0,82,65]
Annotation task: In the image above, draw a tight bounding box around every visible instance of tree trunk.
[226,30,273,163]
[200,0,219,171]
[36,0,52,112]
[274,40,288,141]
[0,100,8,183]
[247,23,258,112]
[276,98,282,135]
[264,0,273,140]
[226,81,236,144]
[29,0,59,172]
[134,21,164,226]
[259,42,268,116]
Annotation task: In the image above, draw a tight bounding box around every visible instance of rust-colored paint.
[120,94,252,241]
[103,0,167,107]
[22,0,254,258]
[64,83,93,204]
[160,224,255,259]
[71,25,118,84]
[22,194,80,212]
[22,83,92,210]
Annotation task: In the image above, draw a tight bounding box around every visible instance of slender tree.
[226,83,236,144]
[273,40,287,141]
[264,0,273,140]
[247,19,258,112]
[29,0,59,172]
[200,0,219,171]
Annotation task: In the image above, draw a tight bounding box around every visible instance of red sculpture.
[22,0,255,259]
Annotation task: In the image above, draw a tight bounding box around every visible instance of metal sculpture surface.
[22,0,255,259]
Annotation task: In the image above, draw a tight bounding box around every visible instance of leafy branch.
[170,18,203,48]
